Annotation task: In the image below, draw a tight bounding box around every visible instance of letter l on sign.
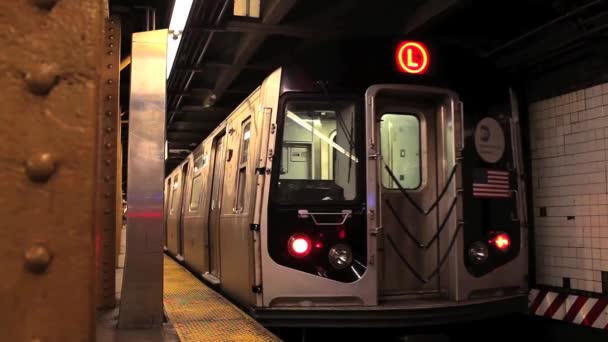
[395,41,429,74]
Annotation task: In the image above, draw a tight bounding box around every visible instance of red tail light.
[288,234,312,257]
[492,232,511,252]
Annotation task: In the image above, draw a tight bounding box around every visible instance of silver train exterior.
[164,45,529,327]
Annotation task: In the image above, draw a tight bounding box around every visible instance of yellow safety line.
[163,255,281,342]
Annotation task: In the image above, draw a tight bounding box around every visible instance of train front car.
[255,38,529,326]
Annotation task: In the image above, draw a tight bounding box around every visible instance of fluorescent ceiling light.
[167,0,194,78]
[234,0,260,18]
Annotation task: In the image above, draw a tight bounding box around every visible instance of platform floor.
[163,255,281,342]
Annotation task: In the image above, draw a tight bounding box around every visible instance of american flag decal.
[472,168,511,198]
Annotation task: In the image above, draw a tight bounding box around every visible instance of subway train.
[164,38,529,327]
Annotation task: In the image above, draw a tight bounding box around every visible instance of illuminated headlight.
[468,241,489,264]
[328,243,353,269]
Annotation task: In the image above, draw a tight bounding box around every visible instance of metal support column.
[0,0,104,340]
[96,14,121,310]
[118,29,168,328]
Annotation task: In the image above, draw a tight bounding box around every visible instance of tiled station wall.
[528,83,608,293]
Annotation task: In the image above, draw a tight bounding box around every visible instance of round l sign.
[395,41,430,74]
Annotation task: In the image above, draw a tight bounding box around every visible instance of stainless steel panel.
[118,29,167,328]
[220,214,254,304]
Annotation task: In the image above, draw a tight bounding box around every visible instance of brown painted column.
[0,0,104,341]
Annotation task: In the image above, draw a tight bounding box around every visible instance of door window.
[380,113,421,189]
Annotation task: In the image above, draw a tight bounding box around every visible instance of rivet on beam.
[25,152,56,182]
[30,0,58,11]
[24,245,52,274]
[24,63,60,96]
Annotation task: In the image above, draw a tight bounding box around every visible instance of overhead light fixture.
[167,0,194,79]
[234,0,260,18]
[203,93,217,108]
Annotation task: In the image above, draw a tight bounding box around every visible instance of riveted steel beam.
[96,14,121,310]
[0,0,104,340]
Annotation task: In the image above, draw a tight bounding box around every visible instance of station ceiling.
[109,0,608,174]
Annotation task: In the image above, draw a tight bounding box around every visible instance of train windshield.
[275,101,359,202]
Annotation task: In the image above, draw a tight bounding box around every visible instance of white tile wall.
[529,82,608,294]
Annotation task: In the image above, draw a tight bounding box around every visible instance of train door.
[206,133,226,283]
[177,162,189,259]
[164,178,171,248]
[167,175,181,254]
[367,85,460,303]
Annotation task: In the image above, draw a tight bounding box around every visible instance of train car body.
[164,37,529,327]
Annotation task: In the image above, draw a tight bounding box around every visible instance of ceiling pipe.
[134,5,156,31]
[483,0,603,57]
[169,0,232,124]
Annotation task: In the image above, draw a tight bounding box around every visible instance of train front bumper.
[248,295,528,328]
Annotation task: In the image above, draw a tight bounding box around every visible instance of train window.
[236,119,251,212]
[277,101,358,202]
[193,156,204,173]
[380,113,421,189]
[189,175,203,211]
[170,176,179,213]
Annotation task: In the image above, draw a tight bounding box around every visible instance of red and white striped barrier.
[529,288,608,330]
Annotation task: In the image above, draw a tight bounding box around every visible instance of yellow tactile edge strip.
[163,255,282,342]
